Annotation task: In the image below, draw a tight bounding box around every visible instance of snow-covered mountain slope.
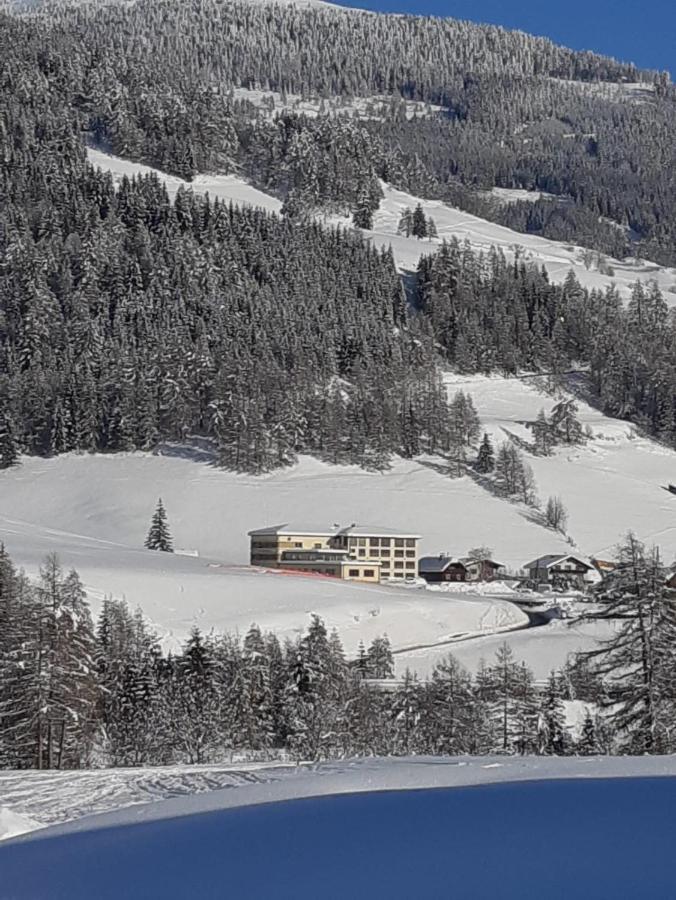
[87,148,676,302]
[445,373,676,558]
[86,148,283,214]
[3,758,676,899]
[1,374,674,674]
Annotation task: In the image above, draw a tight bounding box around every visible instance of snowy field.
[87,148,676,302]
[2,756,676,898]
[0,512,527,657]
[1,373,674,673]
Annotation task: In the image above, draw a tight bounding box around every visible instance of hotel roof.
[248,524,420,538]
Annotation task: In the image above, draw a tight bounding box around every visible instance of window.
[314,543,323,549]
[348,569,360,577]
[394,560,404,569]
[369,538,380,548]
[395,550,404,558]
[405,561,416,570]
[358,549,366,557]
[364,569,375,578]
[405,539,416,548]
[395,539,404,548]
[293,542,303,548]
[381,538,391,548]
[406,550,416,558]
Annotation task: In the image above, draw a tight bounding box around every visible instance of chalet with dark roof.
[418,555,503,584]
[524,554,593,589]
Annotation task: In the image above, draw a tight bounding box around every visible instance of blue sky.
[335,0,675,75]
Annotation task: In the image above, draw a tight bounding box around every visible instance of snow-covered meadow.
[1,372,673,676]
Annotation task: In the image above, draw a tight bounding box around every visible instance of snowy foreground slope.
[1,373,673,674]
[2,757,676,899]
[87,148,676,302]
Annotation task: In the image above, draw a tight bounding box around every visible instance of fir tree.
[0,410,19,469]
[532,408,554,456]
[538,671,567,755]
[366,635,394,679]
[475,433,495,473]
[577,709,600,756]
[145,498,173,552]
[411,203,428,238]
[550,399,584,445]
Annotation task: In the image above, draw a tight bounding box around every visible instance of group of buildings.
[248,523,609,590]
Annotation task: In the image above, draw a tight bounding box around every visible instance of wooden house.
[524,554,593,589]
[419,555,503,584]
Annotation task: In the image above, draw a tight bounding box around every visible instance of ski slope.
[87,148,676,302]
[3,757,676,899]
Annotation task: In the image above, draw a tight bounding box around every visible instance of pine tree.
[482,644,538,754]
[582,533,676,754]
[240,624,275,750]
[411,203,428,239]
[475,432,495,473]
[352,197,374,230]
[532,408,554,456]
[448,391,482,450]
[545,496,569,533]
[167,628,223,763]
[577,709,600,755]
[365,635,394,679]
[550,399,584,445]
[427,655,476,754]
[494,442,538,505]
[145,498,174,552]
[397,207,413,237]
[0,409,19,469]
[538,671,567,755]
[2,555,99,769]
[391,669,425,754]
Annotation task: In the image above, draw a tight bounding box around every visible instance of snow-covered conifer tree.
[537,671,567,755]
[365,635,394,679]
[532,408,554,456]
[550,399,584,445]
[545,495,569,533]
[411,204,428,238]
[475,432,495,473]
[145,498,173,552]
[583,533,676,753]
[494,442,538,506]
[0,410,19,469]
